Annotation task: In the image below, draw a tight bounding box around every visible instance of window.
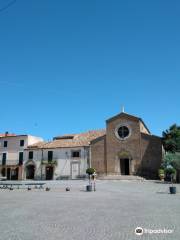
[4,141,8,147]
[29,151,33,160]
[48,151,53,162]
[19,152,23,165]
[20,140,24,147]
[117,126,130,139]
[72,150,81,158]
[2,153,7,165]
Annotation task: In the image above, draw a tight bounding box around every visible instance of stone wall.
[91,136,106,175]
[106,115,142,175]
[140,133,162,179]
[90,113,163,179]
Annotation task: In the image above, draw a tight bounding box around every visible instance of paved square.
[0,180,179,240]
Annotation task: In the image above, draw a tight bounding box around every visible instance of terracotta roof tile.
[0,133,16,137]
[27,141,47,149]
[27,130,106,149]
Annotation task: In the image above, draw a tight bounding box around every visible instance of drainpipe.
[89,143,92,168]
[84,146,88,173]
[41,149,44,180]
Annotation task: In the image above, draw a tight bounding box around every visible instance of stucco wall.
[27,136,44,145]
[24,147,89,180]
[0,135,43,165]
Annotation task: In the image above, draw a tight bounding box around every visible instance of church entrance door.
[120,158,129,175]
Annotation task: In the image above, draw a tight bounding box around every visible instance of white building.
[24,130,105,180]
[0,133,43,180]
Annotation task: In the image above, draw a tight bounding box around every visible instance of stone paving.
[0,180,180,240]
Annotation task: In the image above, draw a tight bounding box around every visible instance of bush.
[158,169,165,175]
[165,167,176,175]
[163,153,180,169]
[86,168,96,176]
[158,168,165,180]
[171,153,180,170]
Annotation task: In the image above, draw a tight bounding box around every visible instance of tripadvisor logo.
[135,227,143,236]
[135,227,174,235]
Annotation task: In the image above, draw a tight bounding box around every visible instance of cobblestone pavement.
[0,180,180,240]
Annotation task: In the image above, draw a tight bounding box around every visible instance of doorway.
[26,165,35,179]
[7,168,11,180]
[120,158,130,175]
[11,168,19,180]
[46,166,54,180]
[71,163,80,179]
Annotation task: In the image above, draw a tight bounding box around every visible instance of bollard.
[66,187,70,191]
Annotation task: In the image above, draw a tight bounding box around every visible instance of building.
[0,134,43,180]
[91,111,163,179]
[24,130,105,180]
[0,111,163,180]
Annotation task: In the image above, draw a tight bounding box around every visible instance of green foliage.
[171,153,180,170]
[86,168,96,175]
[158,169,165,175]
[165,167,176,175]
[158,169,165,180]
[163,152,180,170]
[162,124,180,153]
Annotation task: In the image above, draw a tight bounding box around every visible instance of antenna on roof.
[121,105,125,113]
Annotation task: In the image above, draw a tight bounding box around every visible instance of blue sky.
[0,0,179,140]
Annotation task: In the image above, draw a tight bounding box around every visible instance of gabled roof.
[27,130,106,149]
[26,141,47,149]
[141,132,162,140]
[106,112,151,134]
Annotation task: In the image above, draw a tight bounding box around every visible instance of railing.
[41,160,58,166]
[0,160,19,165]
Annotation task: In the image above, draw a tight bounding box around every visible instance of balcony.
[41,160,57,166]
[0,160,19,166]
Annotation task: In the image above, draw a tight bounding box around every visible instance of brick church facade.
[91,112,163,179]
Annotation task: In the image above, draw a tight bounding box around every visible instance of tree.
[86,168,96,185]
[171,153,180,170]
[162,124,180,153]
[162,152,180,180]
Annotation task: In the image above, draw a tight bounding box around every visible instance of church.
[91,111,163,179]
[0,110,163,180]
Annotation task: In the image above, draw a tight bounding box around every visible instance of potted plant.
[158,168,165,181]
[166,167,177,194]
[86,168,96,192]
